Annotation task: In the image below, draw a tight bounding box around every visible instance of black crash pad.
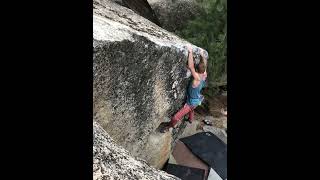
[165,163,205,180]
[180,132,227,179]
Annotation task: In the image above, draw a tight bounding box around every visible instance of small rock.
[204,116,214,123]
[203,119,213,126]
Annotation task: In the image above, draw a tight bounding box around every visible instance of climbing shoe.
[159,122,171,133]
[186,119,192,124]
[184,117,192,124]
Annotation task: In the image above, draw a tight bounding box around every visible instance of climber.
[160,45,207,133]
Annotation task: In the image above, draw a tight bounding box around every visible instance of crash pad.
[171,140,209,179]
[180,132,227,179]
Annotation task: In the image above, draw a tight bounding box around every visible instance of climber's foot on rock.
[159,122,171,133]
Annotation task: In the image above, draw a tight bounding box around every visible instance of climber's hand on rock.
[187,45,193,53]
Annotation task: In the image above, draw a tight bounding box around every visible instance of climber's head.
[196,56,206,74]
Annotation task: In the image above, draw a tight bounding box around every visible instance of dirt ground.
[194,91,227,126]
[195,93,227,117]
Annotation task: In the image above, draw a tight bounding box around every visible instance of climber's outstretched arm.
[200,49,207,67]
[200,49,208,78]
[187,46,200,81]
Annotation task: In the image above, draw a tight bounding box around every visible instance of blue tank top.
[186,79,206,106]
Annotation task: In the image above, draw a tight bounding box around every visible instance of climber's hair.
[196,56,206,74]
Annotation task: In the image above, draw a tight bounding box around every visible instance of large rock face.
[147,0,202,32]
[93,0,207,168]
[143,130,172,169]
[93,121,180,180]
